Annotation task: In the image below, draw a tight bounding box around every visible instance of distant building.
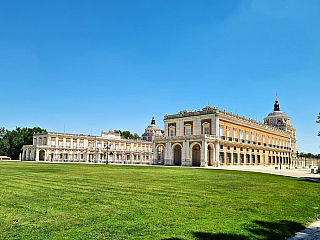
[141,115,163,141]
[22,129,153,164]
[153,98,297,167]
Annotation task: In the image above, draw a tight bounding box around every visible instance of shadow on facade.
[163,220,304,240]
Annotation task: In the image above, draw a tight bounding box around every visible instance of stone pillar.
[215,143,220,167]
[165,142,173,165]
[182,141,190,166]
[35,148,39,161]
[201,141,208,167]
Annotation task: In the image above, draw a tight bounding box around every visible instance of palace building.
[22,129,153,164]
[153,98,297,167]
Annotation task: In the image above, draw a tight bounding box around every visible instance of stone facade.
[153,100,297,167]
[22,129,153,164]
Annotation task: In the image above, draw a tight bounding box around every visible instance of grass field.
[0,162,319,240]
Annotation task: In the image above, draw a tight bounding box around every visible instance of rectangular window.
[186,128,191,135]
[170,130,175,136]
[204,127,209,135]
[220,126,224,137]
[251,133,255,142]
[51,140,55,145]
[234,146,236,151]
[233,129,237,139]
[220,145,223,150]
[246,132,249,141]
[263,136,265,144]
[240,131,243,140]
[58,140,63,146]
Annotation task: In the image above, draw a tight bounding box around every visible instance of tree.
[317,112,320,136]
[0,126,46,159]
[114,130,140,140]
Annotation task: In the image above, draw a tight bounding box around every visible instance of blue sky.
[0,0,319,153]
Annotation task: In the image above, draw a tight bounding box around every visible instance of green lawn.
[0,162,319,240]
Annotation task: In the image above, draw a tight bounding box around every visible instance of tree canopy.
[114,130,140,140]
[0,127,46,159]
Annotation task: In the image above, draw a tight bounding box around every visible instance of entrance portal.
[173,145,181,165]
[39,150,45,161]
[192,144,201,166]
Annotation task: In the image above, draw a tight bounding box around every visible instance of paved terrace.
[213,165,320,182]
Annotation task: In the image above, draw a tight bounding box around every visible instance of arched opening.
[192,144,201,166]
[157,145,165,165]
[207,145,213,166]
[173,145,181,166]
[39,150,45,161]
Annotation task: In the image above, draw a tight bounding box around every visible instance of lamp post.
[105,141,111,165]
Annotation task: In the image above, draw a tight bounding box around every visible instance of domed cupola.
[142,114,164,141]
[264,96,290,131]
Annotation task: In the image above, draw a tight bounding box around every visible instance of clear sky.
[1,0,319,154]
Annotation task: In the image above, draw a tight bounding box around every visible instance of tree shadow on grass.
[163,220,305,240]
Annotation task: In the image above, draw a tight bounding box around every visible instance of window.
[257,134,259,143]
[73,141,77,147]
[246,148,249,152]
[51,140,55,145]
[204,127,209,135]
[186,128,191,135]
[251,133,255,142]
[252,149,254,153]
[170,130,175,136]
[246,132,249,141]
[263,136,265,144]
[227,128,230,138]
[220,145,223,150]
[220,126,224,137]
[227,146,230,150]
[240,131,243,140]
[234,146,236,151]
[233,129,237,139]
[58,140,63,146]
[240,147,243,151]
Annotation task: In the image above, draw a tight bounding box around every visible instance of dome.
[266,98,288,118]
[267,110,288,118]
